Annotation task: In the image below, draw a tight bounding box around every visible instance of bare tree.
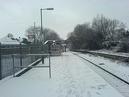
[67,23,101,49]
[92,15,126,41]
[26,26,41,43]
[26,26,61,44]
[67,15,127,50]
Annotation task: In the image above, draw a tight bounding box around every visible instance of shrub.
[116,39,129,52]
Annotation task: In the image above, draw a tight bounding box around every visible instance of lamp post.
[40,8,54,43]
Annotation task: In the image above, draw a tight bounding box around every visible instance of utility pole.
[34,22,36,44]
[40,9,43,43]
[0,43,2,80]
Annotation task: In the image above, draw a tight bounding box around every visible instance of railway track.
[73,52,129,97]
[74,49,129,62]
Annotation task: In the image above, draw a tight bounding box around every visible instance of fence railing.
[12,54,52,78]
[0,43,43,79]
[0,42,64,80]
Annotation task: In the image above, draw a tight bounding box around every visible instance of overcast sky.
[0,0,129,39]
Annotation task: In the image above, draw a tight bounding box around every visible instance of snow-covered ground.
[0,52,124,97]
[90,49,129,57]
[77,52,129,84]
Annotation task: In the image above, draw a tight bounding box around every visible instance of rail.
[11,53,57,78]
[73,49,129,62]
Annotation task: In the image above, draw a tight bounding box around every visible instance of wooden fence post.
[12,55,15,77]
[19,43,22,69]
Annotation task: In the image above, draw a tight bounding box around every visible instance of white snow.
[0,52,124,97]
[0,35,20,45]
[90,49,129,57]
[77,52,129,83]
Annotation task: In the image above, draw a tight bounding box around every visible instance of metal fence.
[0,43,43,79]
[12,54,52,78]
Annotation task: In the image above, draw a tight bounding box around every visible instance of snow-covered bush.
[116,39,129,52]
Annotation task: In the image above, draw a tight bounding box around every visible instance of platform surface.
[0,52,124,97]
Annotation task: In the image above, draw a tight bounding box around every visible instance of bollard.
[41,56,44,64]
[49,54,51,78]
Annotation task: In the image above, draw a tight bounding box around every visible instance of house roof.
[0,36,20,45]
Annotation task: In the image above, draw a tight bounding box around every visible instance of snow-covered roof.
[0,35,20,45]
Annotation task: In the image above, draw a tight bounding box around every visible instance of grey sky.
[0,0,129,39]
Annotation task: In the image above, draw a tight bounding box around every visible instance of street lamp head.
[41,8,54,10]
[46,8,54,10]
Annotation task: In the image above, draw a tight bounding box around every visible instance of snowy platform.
[0,52,124,97]
[77,52,129,84]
